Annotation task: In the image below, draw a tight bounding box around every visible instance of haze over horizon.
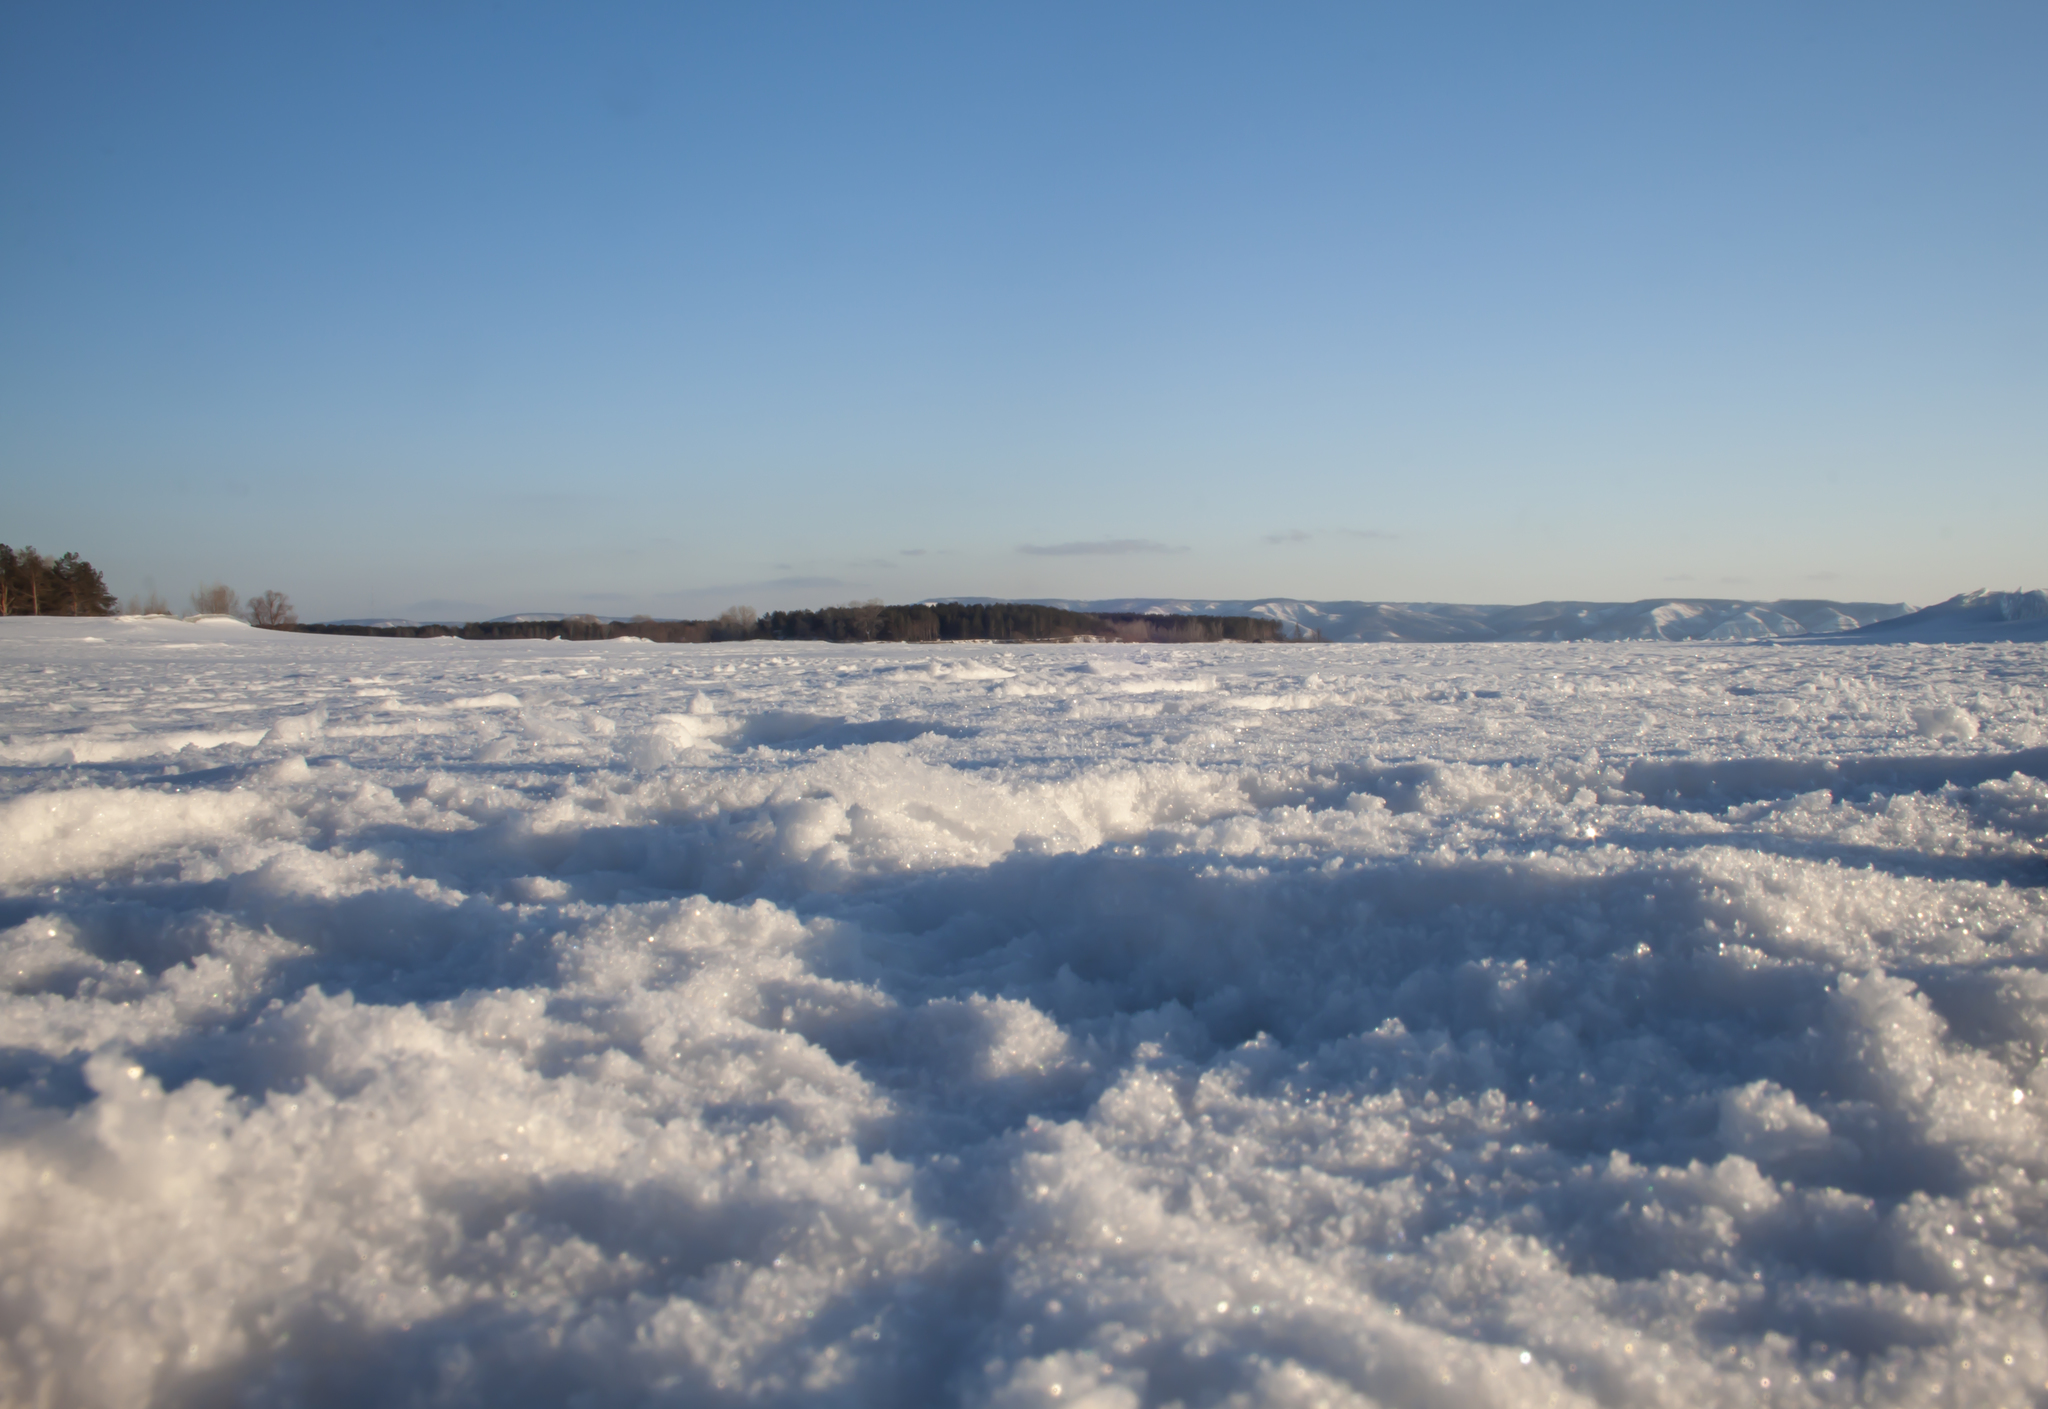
[4,4,2043,621]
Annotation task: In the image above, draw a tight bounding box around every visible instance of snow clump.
[1,614,2045,1407]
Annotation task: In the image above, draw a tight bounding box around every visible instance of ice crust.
[2,614,2046,1407]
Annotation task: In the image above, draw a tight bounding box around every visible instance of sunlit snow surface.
[4,615,2047,1408]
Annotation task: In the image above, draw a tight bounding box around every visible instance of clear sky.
[3,3,2043,620]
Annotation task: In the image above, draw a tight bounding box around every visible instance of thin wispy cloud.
[400,598,495,620]
[1017,539,1187,557]
[656,575,848,599]
[507,490,592,513]
[1264,528,1397,546]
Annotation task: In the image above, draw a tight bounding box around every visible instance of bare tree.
[843,598,885,640]
[716,605,758,639]
[190,583,240,617]
[125,589,172,616]
[247,589,297,628]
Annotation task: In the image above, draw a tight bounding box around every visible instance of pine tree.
[51,553,117,615]
[19,547,46,614]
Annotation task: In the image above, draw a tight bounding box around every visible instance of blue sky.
[3,3,2042,619]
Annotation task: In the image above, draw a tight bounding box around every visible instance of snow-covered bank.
[952,596,1915,643]
[1824,590,2048,645]
[2,617,2045,1407]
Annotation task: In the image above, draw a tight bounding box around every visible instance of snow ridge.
[944,595,1914,642]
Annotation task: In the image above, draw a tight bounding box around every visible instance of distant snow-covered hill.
[326,613,615,627]
[325,618,451,629]
[1822,589,2048,644]
[939,596,1914,642]
[325,593,2044,644]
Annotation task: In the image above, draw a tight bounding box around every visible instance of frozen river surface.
[3,616,2046,1408]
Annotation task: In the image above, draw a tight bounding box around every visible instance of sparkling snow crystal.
[2,614,2045,1406]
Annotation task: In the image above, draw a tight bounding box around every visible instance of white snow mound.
[0,615,2045,1407]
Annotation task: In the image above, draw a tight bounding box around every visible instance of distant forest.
[0,552,1297,642]
[299,602,1301,644]
[0,545,116,615]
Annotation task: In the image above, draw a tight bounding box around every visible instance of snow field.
[2,614,2046,1407]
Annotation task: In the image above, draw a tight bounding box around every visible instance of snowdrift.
[2,616,2045,1407]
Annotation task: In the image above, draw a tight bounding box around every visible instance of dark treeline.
[301,617,698,642]
[758,602,1292,642]
[0,545,116,615]
[297,603,1300,644]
